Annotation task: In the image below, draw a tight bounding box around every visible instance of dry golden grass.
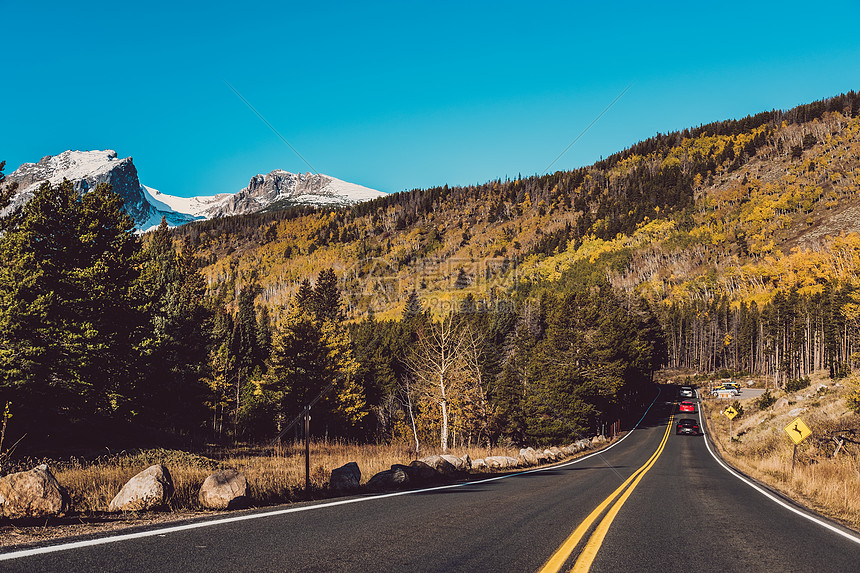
[701,372,860,531]
[49,441,523,514]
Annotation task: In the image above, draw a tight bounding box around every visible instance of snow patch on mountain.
[4,150,388,233]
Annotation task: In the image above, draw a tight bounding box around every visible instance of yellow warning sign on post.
[784,417,812,445]
[724,406,739,420]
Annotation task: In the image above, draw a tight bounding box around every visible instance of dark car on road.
[676,418,700,435]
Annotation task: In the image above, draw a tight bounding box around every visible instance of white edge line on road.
[0,389,664,562]
[696,390,860,547]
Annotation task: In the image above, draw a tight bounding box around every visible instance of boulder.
[774,397,790,409]
[549,447,565,459]
[562,445,577,456]
[484,456,519,469]
[471,458,488,470]
[460,454,472,470]
[440,454,469,472]
[367,466,409,491]
[591,435,607,446]
[0,464,70,519]
[535,451,549,464]
[405,460,439,484]
[419,455,458,476]
[543,449,557,462]
[330,462,361,493]
[198,469,248,510]
[576,439,591,451]
[518,448,538,466]
[109,464,174,512]
[788,407,807,417]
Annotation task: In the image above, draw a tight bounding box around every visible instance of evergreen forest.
[3,91,860,452]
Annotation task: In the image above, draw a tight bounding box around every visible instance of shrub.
[846,375,860,415]
[756,390,777,411]
[730,400,745,418]
[785,376,811,393]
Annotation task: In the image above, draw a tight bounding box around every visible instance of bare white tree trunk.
[404,315,470,454]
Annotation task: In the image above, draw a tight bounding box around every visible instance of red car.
[678,401,695,413]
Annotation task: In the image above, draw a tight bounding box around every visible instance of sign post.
[270,380,338,494]
[724,405,739,438]
[304,406,311,492]
[784,417,812,474]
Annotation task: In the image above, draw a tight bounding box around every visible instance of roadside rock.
[471,458,488,470]
[549,447,565,459]
[519,448,538,466]
[441,454,470,472]
[109,464,174,512]
[0,464,70,519]
[575,439,591,451]
[788,407,807,417]
[330,462,361,493]
[419,455,458,476]
[591,435,607,446]
[198,469,248,510]
[774,397,790,409]
[406,460,439,484]
[484,456,519,469]
[367,466,410,491]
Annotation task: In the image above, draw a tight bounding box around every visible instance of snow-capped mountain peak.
[4,151,387,232]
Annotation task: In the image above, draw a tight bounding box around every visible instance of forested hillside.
[2,92,860,454]
[174,91,860,387]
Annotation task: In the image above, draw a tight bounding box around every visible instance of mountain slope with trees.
[2,92,860,454]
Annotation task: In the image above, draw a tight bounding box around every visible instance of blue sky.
[3,1,859,198]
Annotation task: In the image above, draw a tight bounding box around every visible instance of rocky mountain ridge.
[3,150,385,231]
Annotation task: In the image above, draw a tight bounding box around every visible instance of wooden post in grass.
[792,443,797,475]
[304,406,311,493]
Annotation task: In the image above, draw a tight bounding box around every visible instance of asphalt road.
[2,388,859,572]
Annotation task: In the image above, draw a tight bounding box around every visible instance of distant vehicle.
[712,385,739,396]
[679,401,695,413]
[720,382,740,391]
[676,418,701,435]
[679,387,694,398]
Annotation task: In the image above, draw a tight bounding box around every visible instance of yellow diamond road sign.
[784,417,812,445]
[724,406,739,420]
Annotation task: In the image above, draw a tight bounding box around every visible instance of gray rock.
[774,397,790,409]
[0,464,70,519]
[440,454,469,472]
[549,447,565,459]
[198,469,248,510]
[535,451,549,464]
[419,455,458,476]
[518,448,538,466]
[471,458,488,470]
[109,464,174,512]
[330,462,361,493]
[591,435,607,446]
[484,456,520,469]
[405,460,439,484]
[460,454,472,470]
[788,407,807,417]
[576,439,591,450]
[367,467,410,491]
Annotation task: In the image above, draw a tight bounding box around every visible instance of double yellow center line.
[538,413,674,573]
